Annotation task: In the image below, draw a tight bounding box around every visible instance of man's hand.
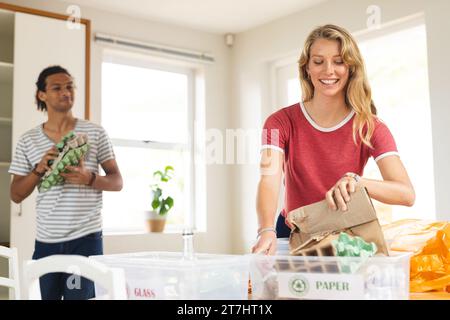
[60,158,91,185]
[36,146,59,175]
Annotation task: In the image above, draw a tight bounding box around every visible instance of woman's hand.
[60,158,92,185]
[325,174,358,211]
[251,231,277,255]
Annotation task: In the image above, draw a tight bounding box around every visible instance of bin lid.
[90,251,249,268]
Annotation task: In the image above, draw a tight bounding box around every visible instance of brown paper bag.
[287,186,389,256]
[289,231,339,256]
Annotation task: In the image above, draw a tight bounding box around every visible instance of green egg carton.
[332,232,377,273]
[38,131,90,193]
[332,232,378,258]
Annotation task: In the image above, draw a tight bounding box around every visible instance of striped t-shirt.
[9,119,115,243]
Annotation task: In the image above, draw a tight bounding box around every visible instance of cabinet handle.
[18,203,22,216]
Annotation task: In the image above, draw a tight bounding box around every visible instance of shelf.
[0,61,13,68]
[0,117,12,125]
[0,9,14,42]
[0,62,13,84]
[0,162,10,167]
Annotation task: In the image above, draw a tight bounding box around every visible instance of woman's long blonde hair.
[298,24,377,148]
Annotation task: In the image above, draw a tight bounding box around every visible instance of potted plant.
[145,166,175,232]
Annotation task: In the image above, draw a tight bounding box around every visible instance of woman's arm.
[361,155,415,206]
[326,155,415,210]
[252,149,284,255]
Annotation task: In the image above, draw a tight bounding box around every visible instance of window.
[273,60,300,109]
[101,49,200,233]
[357,19,435,222]
[287,78,301,106]
[272,60,301,215]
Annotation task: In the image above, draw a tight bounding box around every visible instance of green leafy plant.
[151,166,175,216]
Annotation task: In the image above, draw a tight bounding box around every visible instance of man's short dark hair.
[35,65,72,111]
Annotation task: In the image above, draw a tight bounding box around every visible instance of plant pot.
[145,210,167,233]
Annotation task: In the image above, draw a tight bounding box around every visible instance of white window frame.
[267,55,301,220]
[353,12,425,43]
[269,54,299,114]
[101,48,205,233]
[355,13,436,221]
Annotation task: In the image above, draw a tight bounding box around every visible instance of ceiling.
[58,0,326,34]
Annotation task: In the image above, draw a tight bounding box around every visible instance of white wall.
[230,0,450,253]
[2,0,233,254]
[424,0,450,222]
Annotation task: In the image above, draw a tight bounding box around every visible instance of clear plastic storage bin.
[276,238,290,255]
[249,252,411,300]
[91,251,249,300]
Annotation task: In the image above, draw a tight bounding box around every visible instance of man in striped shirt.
[9,65,123,300]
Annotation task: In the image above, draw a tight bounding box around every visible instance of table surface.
[247,293,450,300]
[410,292,450,300]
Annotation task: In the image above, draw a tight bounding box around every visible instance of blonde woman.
[253,24,415,255]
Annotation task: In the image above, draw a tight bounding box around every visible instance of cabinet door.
[10,12,86,269]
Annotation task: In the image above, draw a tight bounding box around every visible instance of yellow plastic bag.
[382,219,450,293]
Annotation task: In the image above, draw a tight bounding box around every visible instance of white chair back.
[23,255,127,300]
[0,246,21,300]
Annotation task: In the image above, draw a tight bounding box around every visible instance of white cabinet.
[0,4,90,298]
[0,9,13,245]
[0,11,14,298]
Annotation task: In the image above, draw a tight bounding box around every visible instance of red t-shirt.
[262,101,399,218]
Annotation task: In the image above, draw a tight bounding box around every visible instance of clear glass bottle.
[182,228,195,260]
